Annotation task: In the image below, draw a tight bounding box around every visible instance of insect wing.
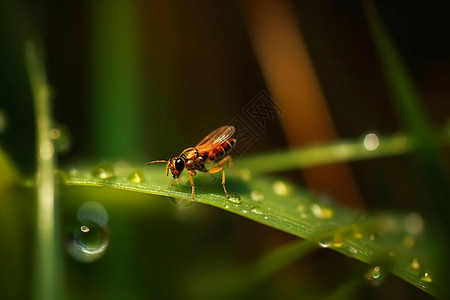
[195,126,235,151]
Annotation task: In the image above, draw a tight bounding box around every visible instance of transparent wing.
[195,125,235,151]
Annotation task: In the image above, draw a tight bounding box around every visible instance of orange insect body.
[146,126,236,200]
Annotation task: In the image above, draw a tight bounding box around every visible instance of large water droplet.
[128,170,145,183]
[365,266,385,287]
[363,133,379,151]
[92,164,115,180]
[227,193,241,204]
[250,189,264,202]
[66,221,109,263]
[272,180,291,196]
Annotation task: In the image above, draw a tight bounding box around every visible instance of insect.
[146,125,237,201]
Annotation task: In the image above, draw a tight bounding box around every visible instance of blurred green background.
[0,0,449,299]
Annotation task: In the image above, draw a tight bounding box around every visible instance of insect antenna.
[145,159,170,176]
[145,160,167,165]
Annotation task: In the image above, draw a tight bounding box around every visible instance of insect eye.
[175,158,184,171]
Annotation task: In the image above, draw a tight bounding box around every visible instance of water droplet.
[348,247,358,255]
[420,272,432,283]
[363,133,379,151]
[250,190,264,202]
[50,124,71,153]
[410,257,420,270]
[405,212,424,235]
[227,193,241,204]
[66,221,109,263]
[128,170,145,183]
[272,180,291,196]
[250,206,264,215]
[92,164,115,180]
[311,203,334,219]
[318,240,331,248]
[365,266,385,287]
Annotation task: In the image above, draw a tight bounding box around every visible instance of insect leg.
[206,156,232,198]
[170,178,180,186]
[188,170,196,201]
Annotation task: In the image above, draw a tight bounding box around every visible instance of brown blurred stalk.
[242,0,362,208]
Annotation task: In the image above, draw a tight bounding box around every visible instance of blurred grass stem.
[26,41,62,300]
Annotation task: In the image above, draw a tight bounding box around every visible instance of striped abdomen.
[206,138,236,163]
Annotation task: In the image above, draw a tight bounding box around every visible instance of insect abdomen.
[208,138,236,162]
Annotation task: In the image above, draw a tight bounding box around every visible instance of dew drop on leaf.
[227,193,241,204]
[128,170,145,183]
[250,206,264,215]
[92,164,115,180]
[420,272,432,283]
[318,240,331,248]
[311,203,334,219]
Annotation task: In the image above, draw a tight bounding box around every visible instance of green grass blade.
[235,125,449,173]
[363,1,450,294]
[89,0,143,160]
[63,162,442,298]
[26,41,62,300]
